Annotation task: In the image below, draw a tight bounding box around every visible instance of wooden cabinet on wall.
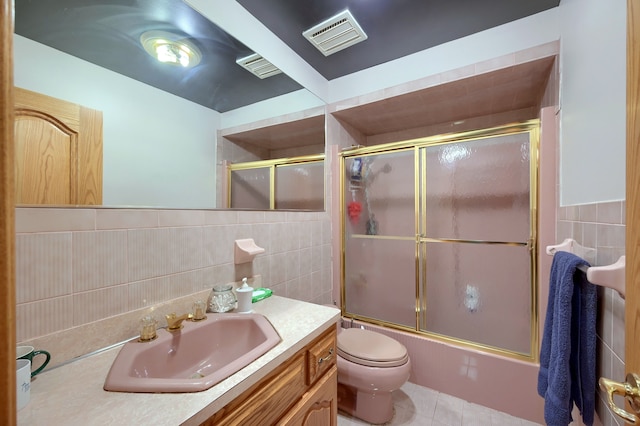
[14,87,103,205]
[201,326,337,426]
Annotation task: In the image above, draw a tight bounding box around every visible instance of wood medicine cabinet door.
[14,87,103,205]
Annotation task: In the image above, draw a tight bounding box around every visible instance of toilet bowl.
[336,327,411,424]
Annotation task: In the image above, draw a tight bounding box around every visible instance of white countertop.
[18,296,340,426]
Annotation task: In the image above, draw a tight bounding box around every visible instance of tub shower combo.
[339,121,541,420]
[341,121,539,359]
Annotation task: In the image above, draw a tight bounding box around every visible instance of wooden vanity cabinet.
[279,365,337,426]
[201,325,337,426]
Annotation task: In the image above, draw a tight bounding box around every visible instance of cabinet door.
[14,87,103,205]
[202,353,307,426]
[279,365,338,426]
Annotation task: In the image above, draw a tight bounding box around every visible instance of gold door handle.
[599,373,640,424]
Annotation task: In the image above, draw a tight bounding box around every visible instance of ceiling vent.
[236,53,282,79]
[303,9,367,56]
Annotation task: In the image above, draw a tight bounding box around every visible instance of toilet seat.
[338,328,408,367]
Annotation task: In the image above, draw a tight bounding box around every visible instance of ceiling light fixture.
[140,30,202,68]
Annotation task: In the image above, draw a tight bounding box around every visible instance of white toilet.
[336,327,411,424]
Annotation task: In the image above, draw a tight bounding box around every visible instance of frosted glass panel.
[424,133,530,242]
[421,242,531,355]
[342,124,536,358]
[230,168,270,209]
[344,238,416,328]
[344,150,415,237]
[275,161,323,210]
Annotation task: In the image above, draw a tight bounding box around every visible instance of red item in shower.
[348,201,362,223]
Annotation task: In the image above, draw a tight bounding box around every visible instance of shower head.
[367,163,392,184]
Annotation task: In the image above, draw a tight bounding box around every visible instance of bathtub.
[344,318,545,424]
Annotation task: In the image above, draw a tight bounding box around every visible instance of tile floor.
[337,381,542,426]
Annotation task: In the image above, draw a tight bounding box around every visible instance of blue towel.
[538,251,597,426]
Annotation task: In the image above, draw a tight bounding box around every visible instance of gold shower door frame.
[227,154,324,209]
[340,120,539,361]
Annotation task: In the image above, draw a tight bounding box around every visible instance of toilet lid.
[338,328,409,368]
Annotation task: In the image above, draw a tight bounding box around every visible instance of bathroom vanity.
[203,326,337,425]
[17,296,339,425]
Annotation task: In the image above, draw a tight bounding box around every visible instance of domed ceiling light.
[140,30,202,68]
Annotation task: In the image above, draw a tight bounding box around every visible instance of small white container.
[17,359,30,411]
[235,278,253,313]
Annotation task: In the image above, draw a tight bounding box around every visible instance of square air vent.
[303,9,367,56]
[236,53,282,79]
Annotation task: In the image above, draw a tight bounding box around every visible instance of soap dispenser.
[236,277,253,313]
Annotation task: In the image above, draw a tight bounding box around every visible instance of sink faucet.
[165,313,191,331]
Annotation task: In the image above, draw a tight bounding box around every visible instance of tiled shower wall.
[15,207,332,363]
[556,201,626,426]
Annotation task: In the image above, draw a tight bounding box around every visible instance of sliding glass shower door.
[228,155,324,210]
[343,148,418,328]
[341,122,538,359]
[419,132,534,355]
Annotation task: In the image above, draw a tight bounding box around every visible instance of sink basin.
[103,313,281,393]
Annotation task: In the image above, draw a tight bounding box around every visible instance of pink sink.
[103,313,281,393]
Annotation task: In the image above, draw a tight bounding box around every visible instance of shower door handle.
[599,373,640,424]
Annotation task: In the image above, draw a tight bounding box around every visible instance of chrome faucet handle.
[165,312,191,331]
